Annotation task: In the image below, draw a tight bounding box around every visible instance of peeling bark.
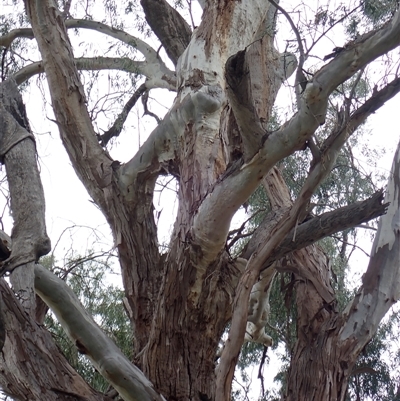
[0,79,51,275]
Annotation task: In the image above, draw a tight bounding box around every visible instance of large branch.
[216,12,400,392]
[194,11,400,272]
[34,265,165,401]
[140,0,192,65]
[241,166,388,349]
[24,3,173,352]
[119,83,223,185]
[2,18,176,88]
[268,190,388,263]
[0,279,107,401]
[0,28,35,47]
[0,79,51,275]
[23,2,130,222]
[24,2,180,219]
[65,19,159,61]
[1,18,160,63]
[243,168,290,348]
[13,56,176,89]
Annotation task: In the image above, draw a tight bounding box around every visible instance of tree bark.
[0,280,108,401]
[285,140,400,400]
[0,79,51,275]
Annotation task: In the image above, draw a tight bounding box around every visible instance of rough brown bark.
[280,140,400,400]
[140,113,236,399]
[285,317,353,401]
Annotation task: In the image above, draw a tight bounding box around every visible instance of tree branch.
[99,83,147,146]
[140,0,192,65]
[2,18,176,89]
[120,83,224,185]
[13,56,176,89]
[267,190,388,264]
[0,279,106,401]
[34,265,165,401]
[0,19,159,62]
[267,0,305,105]
[215,10,400,390]
[0,28,35,48]
[194,10,400,273]
[340,137,400,352]
[24,2,131,221]
[0,79,51,275]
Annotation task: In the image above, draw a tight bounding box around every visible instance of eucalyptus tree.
[0,1,399,401]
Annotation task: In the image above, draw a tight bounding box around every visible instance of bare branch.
[141,90,162,125]
[100,83,147,146]
[2,18,176,89]
[13,57,176,89]
[267,0,305,105]
[0,19,160,62]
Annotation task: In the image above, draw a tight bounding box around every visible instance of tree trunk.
[285,138,400,400]
[286,322,354,401]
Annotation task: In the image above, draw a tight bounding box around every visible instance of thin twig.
[268,0,305,105]
[100,83,147,146]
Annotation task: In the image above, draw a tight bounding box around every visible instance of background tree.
[0,0,399,400]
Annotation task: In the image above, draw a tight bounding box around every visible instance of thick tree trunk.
[140,134,237,399]
[284,248,343,401]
